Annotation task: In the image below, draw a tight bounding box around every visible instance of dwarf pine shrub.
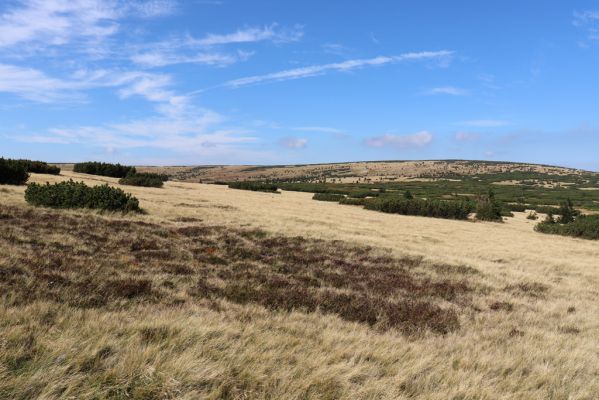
[25,180,140,212]
[312,193,345,202]
[228,181,279,193]
[364,196,473,220]
[475,190,504,222]
[535,214,599,240]
[73,161,136,178]
[0,158,29,185]
[119,173,166,188]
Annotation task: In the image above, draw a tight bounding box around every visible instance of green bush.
[339,197,368,206]
[364,197,473,220]
[119,173,165,188]
[475,190,503,222]
[228,181,279,193]
[0,158,29,185]
[507,203,527,212]
[25,180,140,212]
[312,193,345,202]
[526,211,538,220]
[535,215,599,240]
[73,162,136,178]
[17,159,60,175]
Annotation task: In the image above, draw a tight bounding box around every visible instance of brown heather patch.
[0,204,474,335]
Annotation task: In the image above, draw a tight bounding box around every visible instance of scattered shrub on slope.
[535,214,599,240]
[73,161,136,178]
[312,193,345,202]
[119,172,166,188]
[364,196,474,220]
[475,190,504,222]
[25,180,140,212]
[228,181,279,193]
[17,159,61,175]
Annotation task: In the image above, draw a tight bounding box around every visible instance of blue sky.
[1,0,599,170]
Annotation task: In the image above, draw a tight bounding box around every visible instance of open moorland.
[1,162,599,399]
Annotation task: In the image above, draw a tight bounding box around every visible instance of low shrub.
[313,193,345,202]
[25,180,141,212]
[364,196,473,220]
[73,161,136,178]
[526,211,538,220]
[119,173,165,188]
[228,181,279,193]
[507,203,527,212]
[339,197,368,206]
[0,158,29,185]
[475,190,503,222]
[535,214,599,240]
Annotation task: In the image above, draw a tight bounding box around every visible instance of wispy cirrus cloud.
[455,131,480,141]
[279,137,308,149]
[0,0,175,52]
[427,86,469,96]
[364,131,433,149]
[130,24,301,68]
[573,10,599,41]
[224,50,454,88]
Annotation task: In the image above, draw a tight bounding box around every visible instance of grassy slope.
[1,171,599,399]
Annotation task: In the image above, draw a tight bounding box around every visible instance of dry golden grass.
[1,170,599,399]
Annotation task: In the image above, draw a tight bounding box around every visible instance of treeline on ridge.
[25,180,140,213]
[73,161,136,178]
[0,157,61,185]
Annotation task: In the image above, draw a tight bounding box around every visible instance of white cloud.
[427,86,469,96]
[460,119,510,127]
[365,131,433,149]
[192,24,303,46]
[455,131,480,141]
[279,137,308,149]
[224,50,454,88]
[292,126,344,134]
[573,10,599,41]
[130,51,238,68]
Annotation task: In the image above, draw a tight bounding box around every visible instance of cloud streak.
[224,50,454,88]
[427,86,468,96]
[364,131,433,149]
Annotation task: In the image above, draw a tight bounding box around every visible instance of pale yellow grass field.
[2,170,599,399]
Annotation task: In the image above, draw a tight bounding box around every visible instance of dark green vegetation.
[474,191,504,222]
[535,215,599,240]
[364,197,474,220]
[534,200,597,240]
[25,180,140,212]
[228,181,279,193]
[0,204,476,335]
[73,161,136,178]
[16,159,60,175]
[119,172,168,188]
[0,158,61,185]
[312,193,345,202]
[0,158,29,185]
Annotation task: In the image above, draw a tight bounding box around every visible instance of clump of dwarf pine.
[364,196,474,220]
[119,172,167,188]
[17,159,61,175]
[312,193,345,202]
[73,161,136,178]
[228,181,279,193]
[558,198,578,224]
[475,190,504,222]
[527,211,538,220]
[25,179,140,212]
[0,158,29,185]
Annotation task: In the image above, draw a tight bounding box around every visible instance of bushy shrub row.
[118,173,166,188]
[312,193,345,202]
[339,197,368,206]
[0,158,29,185]
[25,180,140,212]
[17,159,60,175]
[228,181,279,193]
[535,215,599,240]
[364,197,474,220]
[506,203,527,212]
[73,161,136,178]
